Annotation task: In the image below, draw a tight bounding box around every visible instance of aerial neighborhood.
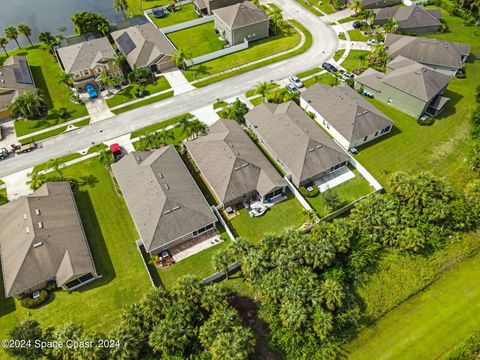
[0,0,479,358]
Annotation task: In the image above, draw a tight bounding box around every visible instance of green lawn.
[184,24,302,81]
[304,72,335,87]
[345,244,480,359]
[229,194,306,244]
[337,16,355,24]
[131,113,192,138]
[297,67,323,78]
[112,91,174,115]
[348,29,369,42]
[294,0,323,15]
[0,157,152,358]
[106,76,171,108]
[18,118,90,144]
[306,170,373,217]
[126,0,169,15]
[1,46,88,137]
[334,49,346,62]
[355,60,480,191]
[148,3,200,28]
[213,100,228,109]
[341,50,370,71]
[168,22,226,58]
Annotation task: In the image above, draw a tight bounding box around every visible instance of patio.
[314,166,355,192]
[170,229,223,262]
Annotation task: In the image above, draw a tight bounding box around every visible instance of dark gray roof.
[355,67,385,92]
[111,23,176,68]
[0,56,36,110]
[185,119,285,205]
[0,182,96,298]
[301,84,393,143]
[245,101,349,184]
[111,146,216,253]
[213,2,268,29]
[56,37,116,74]
[360,0,402,8]
[385,33,470,70]
[374,5,441,30]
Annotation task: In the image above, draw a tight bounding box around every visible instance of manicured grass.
[131,113,192,138]
[229,194,306,244]
[18,118,90,144]
[266,3,282,12]
[112,91,174,115]
[355,60,480,191]
[126,0,169,15]
[341,50,370,71]
[304,72,335,87]
[348,29,369,42]
[424,6,480,55]
[132,125,187,150]
[213,100,228,109]
[1,46,88,137]
[334,49,346,61]
[337,15,355,24]
[345,238,480,359]
[297,67,322,78]
[106,77,171,108]
[0,188,7,200]
[294,0,323,15]
[316,1,336,14]
[250,96,263,106]
[184,24,302,81]
[245,83,279,97]
[306,170,373,216]
[168,22,226,58]
[0,157,152,358]
[148,3,199,28]
[338,32,347,40]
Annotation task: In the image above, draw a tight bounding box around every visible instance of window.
[82,69,89,76]
[374,131,379,137]
[387,97,393,104]
[363,136,368,142]
[96,67,103,74]
[74,73,81,79]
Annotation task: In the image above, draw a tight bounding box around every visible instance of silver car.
[289,75,304,88]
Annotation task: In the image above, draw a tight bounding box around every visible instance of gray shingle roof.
[0,182,96,298]
[0,56,36,110]
[213,2,268,29]
[301,84,393,143]
[185,119,285,205]
[385,33,470,70]
[56,37,116,74]
[245,101,349,185]
[111,146,217,253]
[111,23,176,68]
[374,5,441,30]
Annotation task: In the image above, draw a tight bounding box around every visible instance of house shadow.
[356,124,402,152]
[0,272,16,316]
[73,190,116,292]
[435,89,462,120]
[29,65,54,110]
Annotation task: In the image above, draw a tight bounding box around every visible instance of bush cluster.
[300,185,319,197]
[20,290,49,309]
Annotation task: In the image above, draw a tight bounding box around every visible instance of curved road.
[0,0,338,178]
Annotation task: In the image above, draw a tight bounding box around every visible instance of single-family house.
[355,56,451,118]
[213,2,269,45]
[353,0,402,9]
[185,119,286,208]
[111,23,176,73]
[301,84,394,150]
[194,0,243,15]
[56,37,121,91]
[373,5,442,34]
[111,146,217,255]
[385,33,470,75]
[0,56,36,120]
[0,182,98,299]
[245,101,350,188]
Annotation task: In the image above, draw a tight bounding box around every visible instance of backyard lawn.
[0,46,88,137]
[355,60,480,191]
[126,0,169,15]
[148,3,199,28]
[106,76,171,108]
[230,193,306,244]
[0,157,151,358]
[168,22,226,58]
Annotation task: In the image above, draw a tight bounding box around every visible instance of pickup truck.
[11,142,37,154]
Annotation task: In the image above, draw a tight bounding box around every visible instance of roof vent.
[316,145,323,149]
[172,206,180,211]
[308,148,315,152]
[163,209,172,214]
[35,209,41,215]
[23,213,28,220]
[159,172,164,178]
[241,163,249,168]
[33,242,43,248]
[164,184,169,190]
[25,227,30,234]
[136,156,141,161]
[38,222,43,229]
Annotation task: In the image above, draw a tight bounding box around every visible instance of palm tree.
[47,158,64,178]
[98,21,110,37]
[114,0,129,19]
[269,9,284,35]
[17,24,33,46]
[222,99,249,124]
[59,72,73,87]
[201,284,229,311]
[0,37,8,56]
[383,18,399,34]
[303,209,317,225]
[99,149,113,167]
[27,172,47,190]
[8,90,46,119]
[173,48,187,70]
[321,278,344,311]
[350,0,364,15]
[4,26,21,49]
[48,323,83,360]
[179,116,192,138]
[190,119,207,138]
[364,10,375,27]
[255,81,270,102]
[38,31,58,53]
[209,326,255,360]
[157,128,175,145]
[312,307,333,339]
[212,248,231,279]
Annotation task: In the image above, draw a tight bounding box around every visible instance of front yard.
[167,22,226,58]
[148,3,200,28]
[229,193,306,244]
[106,76,171,108]
[340,50,370,72]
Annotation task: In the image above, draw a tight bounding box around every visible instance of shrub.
[417,117,435,126]
[20,290,50,309]
[300,185,319,198]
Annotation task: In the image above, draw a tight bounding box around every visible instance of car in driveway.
[322,62,338,73]
[110,143,123,161]
[339,69,355,80]
[286,83,299,94]
[289,75,304,88]
[85,84,98,99]
[352,21,367,29]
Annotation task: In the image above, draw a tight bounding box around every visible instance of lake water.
[0,0,125,50]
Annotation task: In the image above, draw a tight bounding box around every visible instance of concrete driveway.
[84,96,115,123]
[162,68,195,95]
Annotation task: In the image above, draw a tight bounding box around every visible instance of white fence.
[212,205,236,242]
[186,38,249,66]
[160,15,215,34]
[283,175,313,211]
[347,157,383,191]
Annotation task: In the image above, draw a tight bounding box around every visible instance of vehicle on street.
[86,84,98,99]
[0,148,9,160]
[11,142,37,154]
[322,62,338,73]
[287,83,299,94]
[110,143,123,161]
[352,21,367,29]
[289,75,304,88]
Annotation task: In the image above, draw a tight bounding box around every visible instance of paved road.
[0,0,338,178]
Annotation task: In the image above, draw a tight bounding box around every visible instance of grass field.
[126,0,169,15]
[18,118,90,144]
[341,50,370,71]
[348,29,369,41]
[168,22,226,58]
[106,77,171,108]
[112,91,174,115]
[1,46,88,137]
[0,157,151,358]
[230,194,306,244]
[345,241,480,359]
[148,3,199,27]
[130,113,192,138]
[355,60,479,191]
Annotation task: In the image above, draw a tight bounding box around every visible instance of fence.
[211,205,236,242]
[347,157,383,190]
[202,263,241,284]
[135,240,159,288]
[160,15,215,34]
[283,175,313,211]
[186,38,249,66]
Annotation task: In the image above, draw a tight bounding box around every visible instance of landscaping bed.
[130,113,193,138]
[106,76,171,108]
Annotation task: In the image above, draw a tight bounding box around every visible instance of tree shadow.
[0,272,16,316]
[79,175,99,188]
[73,190,116,292]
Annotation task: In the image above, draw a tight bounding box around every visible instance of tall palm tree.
[173,48,187,70]
[212,248,231,279]
[28,172,47,191]
[270,10,284,35]
[17,24,33,46]
[8,90,46,119]
[350,0,364,15]
[190,119,207,138]
[38,31,58,53]
[364,10,375,26]
[47,158,64,179]
[255,81,270,102]
[114,0,130,19]
[157,128,175,145]
[179,116,192,138]
[59,72,74,87]
[209,326,255,360]
[383,18,399,34]
[312,307,333,340]
[303,209,317,225]
[321,278,344,311]
[0,37,8,56]
[4,26,21,49]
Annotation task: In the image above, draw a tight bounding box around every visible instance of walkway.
[162,68,196,95]
[315,166,355,192]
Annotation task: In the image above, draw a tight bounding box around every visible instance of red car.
[109,143,123,161]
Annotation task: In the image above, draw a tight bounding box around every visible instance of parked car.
[352,21,367,29]
[0,125,3,140]
[0,148,9,160]
[11,142,36,154]
[110,143,123,161]
[322,62,338,73]
[339,69,355,80]
[85,84,98,99]
[152,7,167,18]
[287,83,299,94]
[289,75,304,88]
